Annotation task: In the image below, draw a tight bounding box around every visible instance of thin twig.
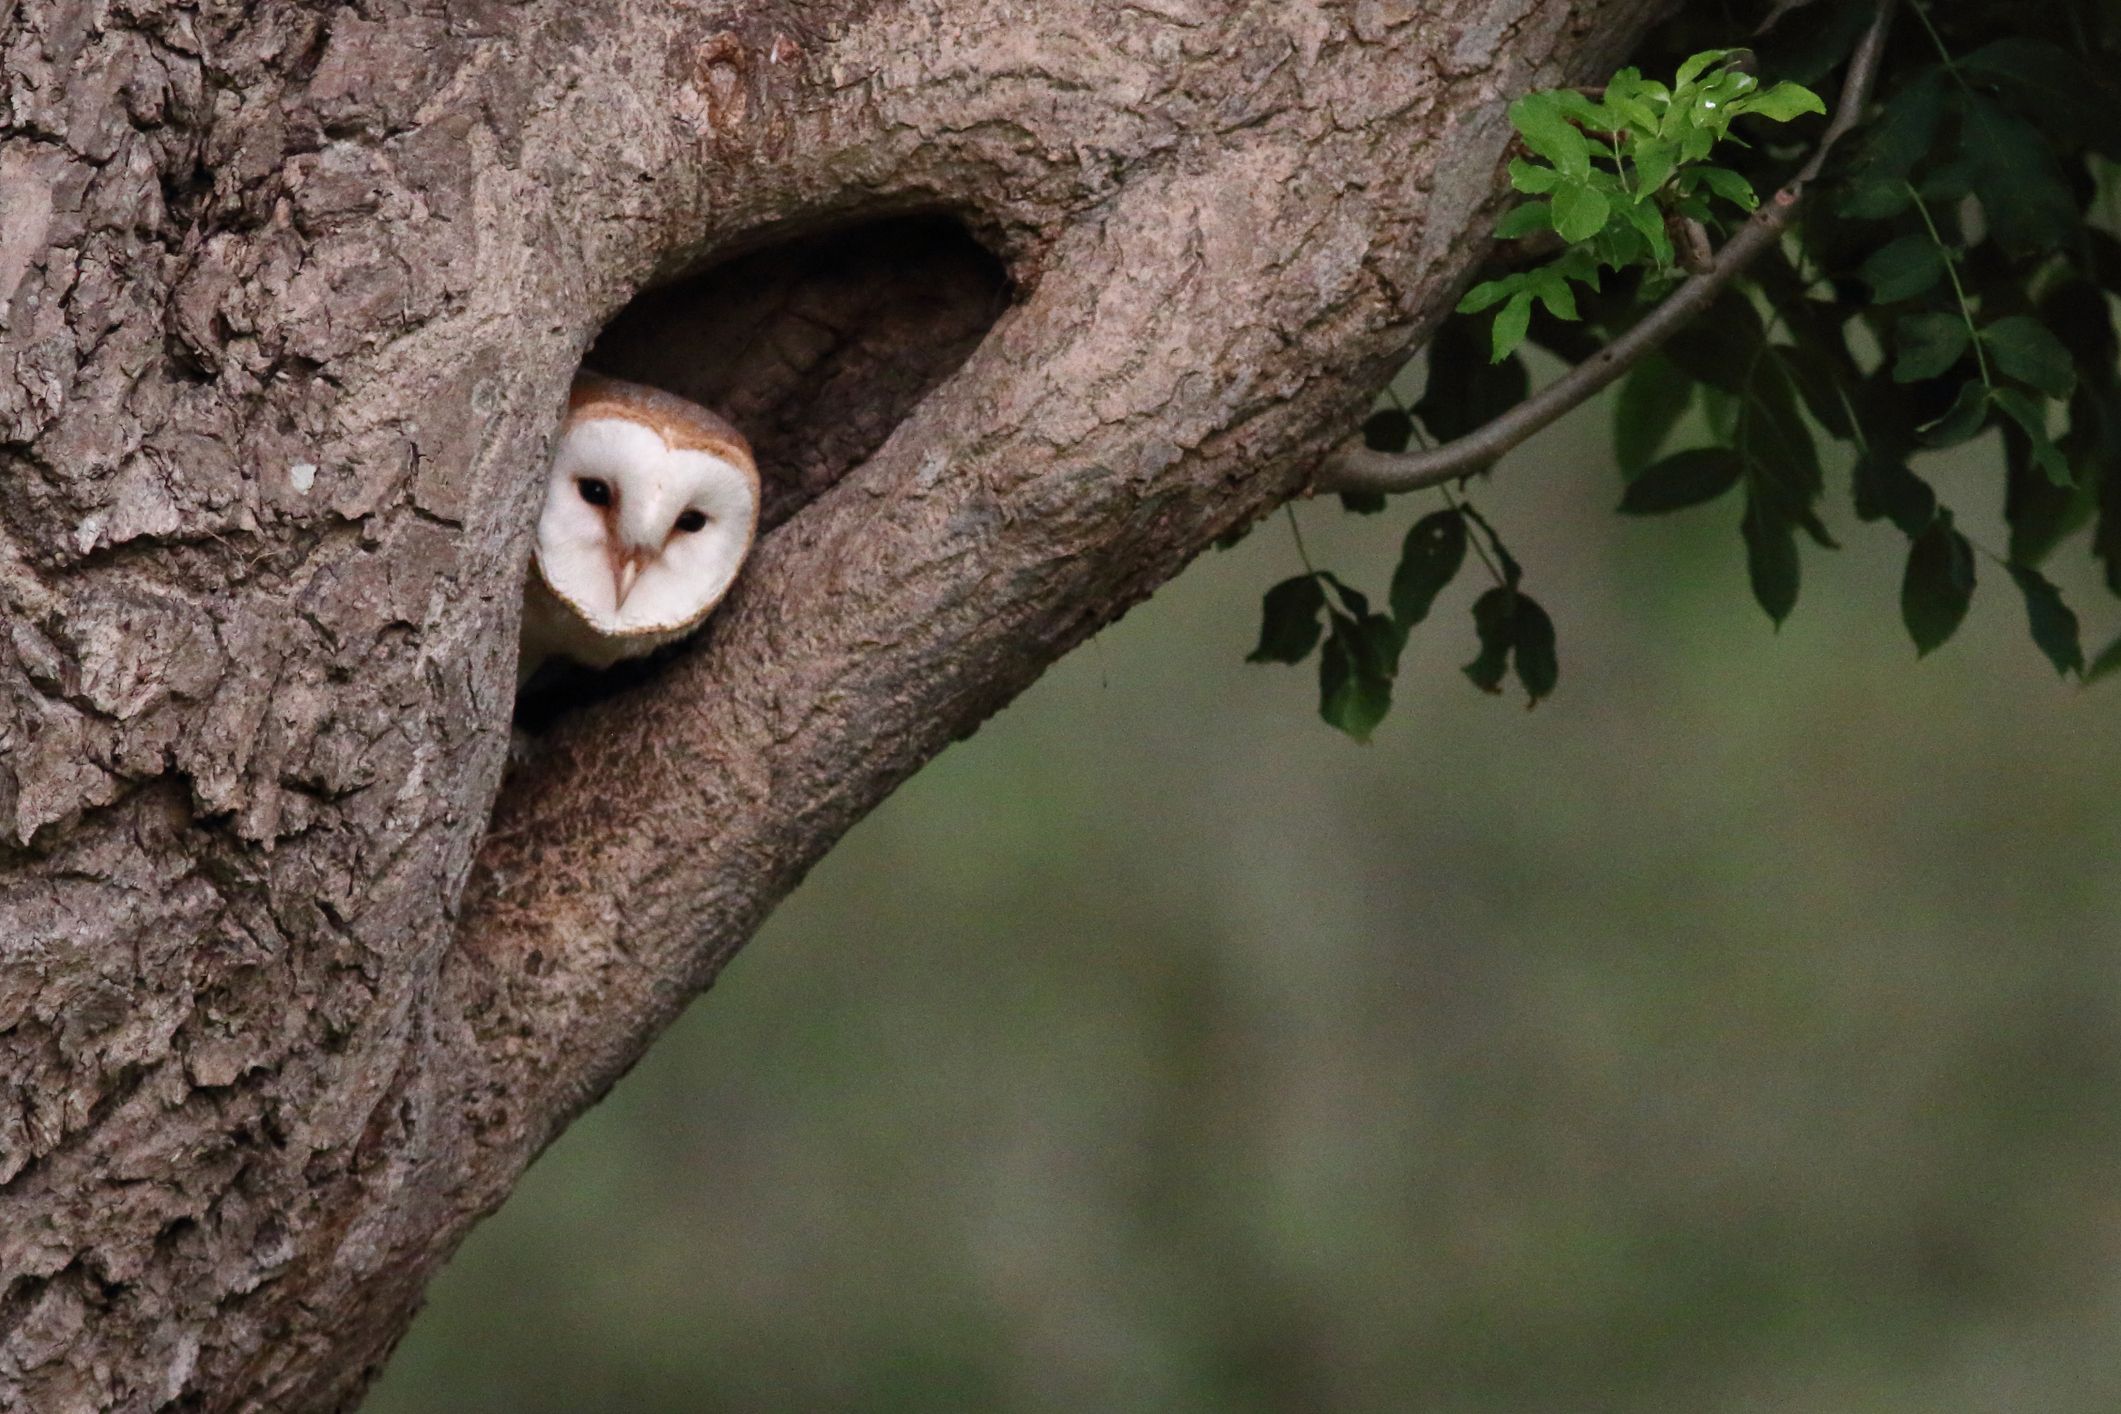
[1313,0,1898,499]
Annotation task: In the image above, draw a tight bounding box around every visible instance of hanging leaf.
[1981,315,2078,401]
[1921,381,1991,448]
[1901,512,1977,656]
[1838,71,1947,218]
[1463,588,1514,694]
[1510,593,1559,704]
[1960,93,2080,253]
[1362,408,1415,453]
[1614,355,1694,479]
[2001,423,2088,566]
[2004,563,2084,678]
[1415,320,1530,443]
[1893,313,1972,383]
[1958,37,2121,155]
[1248,576,1327,664]
[1741,493,1801,626]
[1618,448,1744,514]
[1491,292,1535,362]
[1389,510,1467,630]
[1852,454,1938,537]
[1319,611,1398,742]
[1991,388,2073,488]
[1861,234,1946,303]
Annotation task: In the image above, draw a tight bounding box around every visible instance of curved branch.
[1314,0,1898,499]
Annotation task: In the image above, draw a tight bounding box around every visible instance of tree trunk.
[0,0,1666,1407]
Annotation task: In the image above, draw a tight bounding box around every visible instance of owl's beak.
[611,544,653,609]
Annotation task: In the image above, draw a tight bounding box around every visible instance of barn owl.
[519,373,760,684]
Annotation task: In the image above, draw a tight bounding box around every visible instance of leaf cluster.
[1250,405,1557,741]
[1260,0,2121,742]
[1461,53,1824,361]
[1602,0,2121,675]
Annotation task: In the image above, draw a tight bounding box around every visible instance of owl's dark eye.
[577,477,612,507]
[674,509,708,533]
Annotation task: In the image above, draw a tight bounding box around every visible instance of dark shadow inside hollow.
[514,214,1012,730]
[586,213,1012,532]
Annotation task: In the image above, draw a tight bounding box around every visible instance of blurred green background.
[371,389,2121,1413]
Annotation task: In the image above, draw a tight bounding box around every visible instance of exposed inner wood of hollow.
[585,215,1012,532]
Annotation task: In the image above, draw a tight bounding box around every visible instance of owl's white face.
[535,413,759,637]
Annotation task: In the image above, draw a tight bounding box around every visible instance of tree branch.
[1313,0,1898,498]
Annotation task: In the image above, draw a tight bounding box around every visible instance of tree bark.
[0,0,1666,1407]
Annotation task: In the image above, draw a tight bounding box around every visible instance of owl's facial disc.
[537,416,759,637]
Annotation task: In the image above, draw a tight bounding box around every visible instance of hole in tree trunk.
[514,214,1011,729]
[589,213,1010,533]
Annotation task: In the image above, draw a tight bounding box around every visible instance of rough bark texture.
[0,0,1666,1408]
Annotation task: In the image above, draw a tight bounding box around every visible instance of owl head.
[534,373,760,644]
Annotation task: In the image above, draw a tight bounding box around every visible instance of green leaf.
[2002,421,2087,565]
[1552,89,1613,133]
[1893,313,1972,383]
[1508,158,1563,194]
[1687,164,1759,211]
[1861,234,1945,303]
[1508,92,1592,178]
[1495,202,1555,240]
[1741,495,1801,626]
[1901,512,1977,656]
[1319,611,1396,742]
[1491,292,1535,362]
[1675,49,1740,91]
[1772,338,1856,441]
[1852,454,1937,537]
[2079,387,2121,596]
[1618,448,1743,514]
[1632,138,1678,197]
[1959,37,2121,154]
[1921,380,1991,449]
[1981,316,2077,400]
[1611,194,1674,266]
[1744,376,1824,509]
[1730,81,1825,123]
[1527,265,1580,322]
[2005,563,2083,678]
[1463,588,1514,694]
[1551,182,1611,244]
[1318,572,1371,620]
[1961,93,2080,253]
[1613,354,1693,478]
[1389,509,1467,630]
[1338,491,1387,515]
[1991,388,2072,488]
[1459,503,1524,589]
[1460,588,1555,704]
[1662,292,1767,394]
[1248,575,1326,664]
[1511,593,1559,704]
[1362,408,1414,453]
[1458,277,1516,315]
[1838,71,1946,219]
